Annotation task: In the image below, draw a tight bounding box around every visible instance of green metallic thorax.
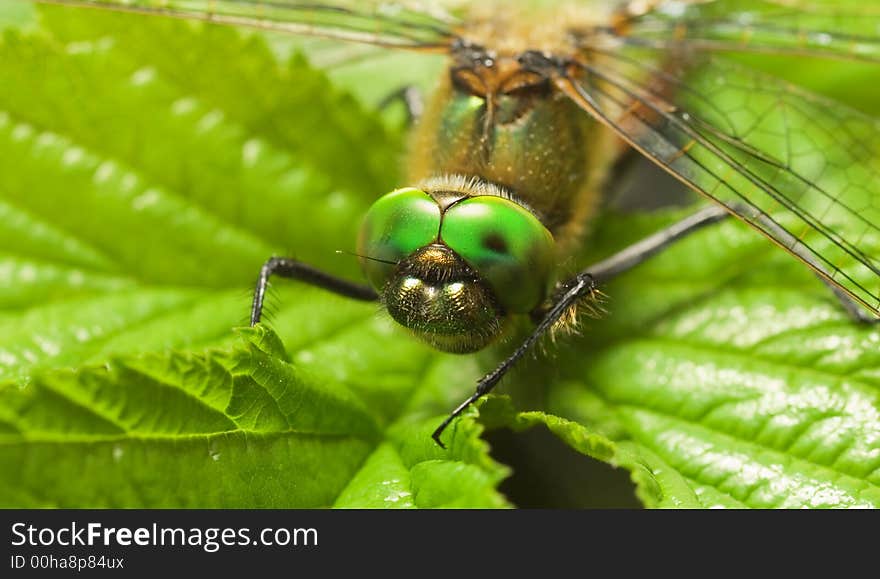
[411,62,594,236]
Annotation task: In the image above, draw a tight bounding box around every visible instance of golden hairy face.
[385,244,503,353]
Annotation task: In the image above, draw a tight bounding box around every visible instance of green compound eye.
[441,196,555,314]
[357,187,441,290]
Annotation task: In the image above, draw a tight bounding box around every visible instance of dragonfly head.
[357,185,556,353]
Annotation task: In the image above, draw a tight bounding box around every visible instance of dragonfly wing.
[554,50,880,316]
[33,0,458,50]
[618,0,880,62]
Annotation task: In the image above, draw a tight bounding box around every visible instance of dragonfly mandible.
[32,0,880,447]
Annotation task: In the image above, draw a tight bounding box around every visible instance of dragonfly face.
[357,182,556,353]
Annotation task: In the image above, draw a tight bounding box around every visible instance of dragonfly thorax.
[407,45,610,253]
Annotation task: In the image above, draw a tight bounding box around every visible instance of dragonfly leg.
[377,85,424,125]
[729,205,880,324]
[431,203,730,447]
[815,274,879,324]
[250,257,378,326]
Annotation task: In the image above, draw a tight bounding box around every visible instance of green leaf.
[1,3,878,509]
[0,326,510,507]
[37,5,403,196]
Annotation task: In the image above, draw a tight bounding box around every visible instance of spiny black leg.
[251,257,379,326]
[725,204,879,324]
[585,204,730,283]
[431,272,598,448]
[431,204,732,448]
[377,85,424,125]
[816,274,879,324]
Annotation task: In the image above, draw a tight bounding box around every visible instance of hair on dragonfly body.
[32,0,880,447]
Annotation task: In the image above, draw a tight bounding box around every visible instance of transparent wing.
[616,0,880,62]
[33,0,459,50]
[554,46,880,315]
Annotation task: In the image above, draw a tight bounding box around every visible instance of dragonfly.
[32,0,880,447]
